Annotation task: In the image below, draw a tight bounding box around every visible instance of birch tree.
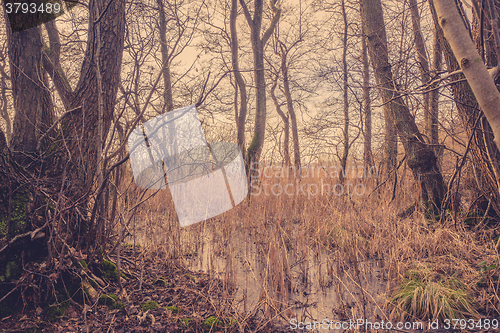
[434,0,500,151]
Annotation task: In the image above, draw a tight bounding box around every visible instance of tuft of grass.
[140,301,158,311]
[390,275,479,321]
[204,315,222,328]
[166,305,180,313]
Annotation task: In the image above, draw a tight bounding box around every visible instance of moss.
[79,260,88,269]
[102,260,118,281]
[99,294,118,306]
[181,318,191,328]
[4,261,19,280]
[246,133,260,168]
[0,187,30,238]
[45,301,69,322]
[140,301,158,311]
[204,316,222,328]
[166,305,180,313]
[98,294,123,310]
[110,302,124,310]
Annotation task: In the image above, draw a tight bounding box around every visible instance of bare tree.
[231,0,248,157]
[239,0,280,167]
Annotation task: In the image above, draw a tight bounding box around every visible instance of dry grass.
[118,162,499,327]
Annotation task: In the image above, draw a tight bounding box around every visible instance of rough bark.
[6,25,54,160]
[360,0,445,211]
[240,0,280,167]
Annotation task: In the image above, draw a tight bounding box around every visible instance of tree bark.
[360,0,445,211]
[6,24,54,160]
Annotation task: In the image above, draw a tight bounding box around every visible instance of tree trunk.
[361,25,373,168]
[270,77,291,167]
[360,0,445,211]
[231,0,248,157]
[7,25,54,160]
[157,0,174,112]
[340,0,349,183]
[279,44,301,171]
[409,0,433,142]
[429,18,442,149]
[430,0,500,217]
[434,0,500,151]
[240,0,280,168]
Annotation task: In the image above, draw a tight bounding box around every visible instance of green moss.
[140,301,158,311]
[166,305,180,313]
[102,260,118,281]
[4,261,19,280]
[99,294,118,306]
[79,260,88,269]
[46,301,69,322]
[110,302,124,310]
[181,318,191,328]
[204,316,222,328]
[0,187,30,238]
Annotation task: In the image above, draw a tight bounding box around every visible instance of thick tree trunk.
[6,25,54,160]
[360,0,445,211]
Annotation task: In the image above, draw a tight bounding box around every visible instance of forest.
[1,0,500,332]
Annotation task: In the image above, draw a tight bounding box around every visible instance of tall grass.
[119,161,495,325]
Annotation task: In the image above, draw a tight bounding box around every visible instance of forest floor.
[0,246,290,333]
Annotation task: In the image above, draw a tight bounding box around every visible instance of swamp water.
[178,222,389,330]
